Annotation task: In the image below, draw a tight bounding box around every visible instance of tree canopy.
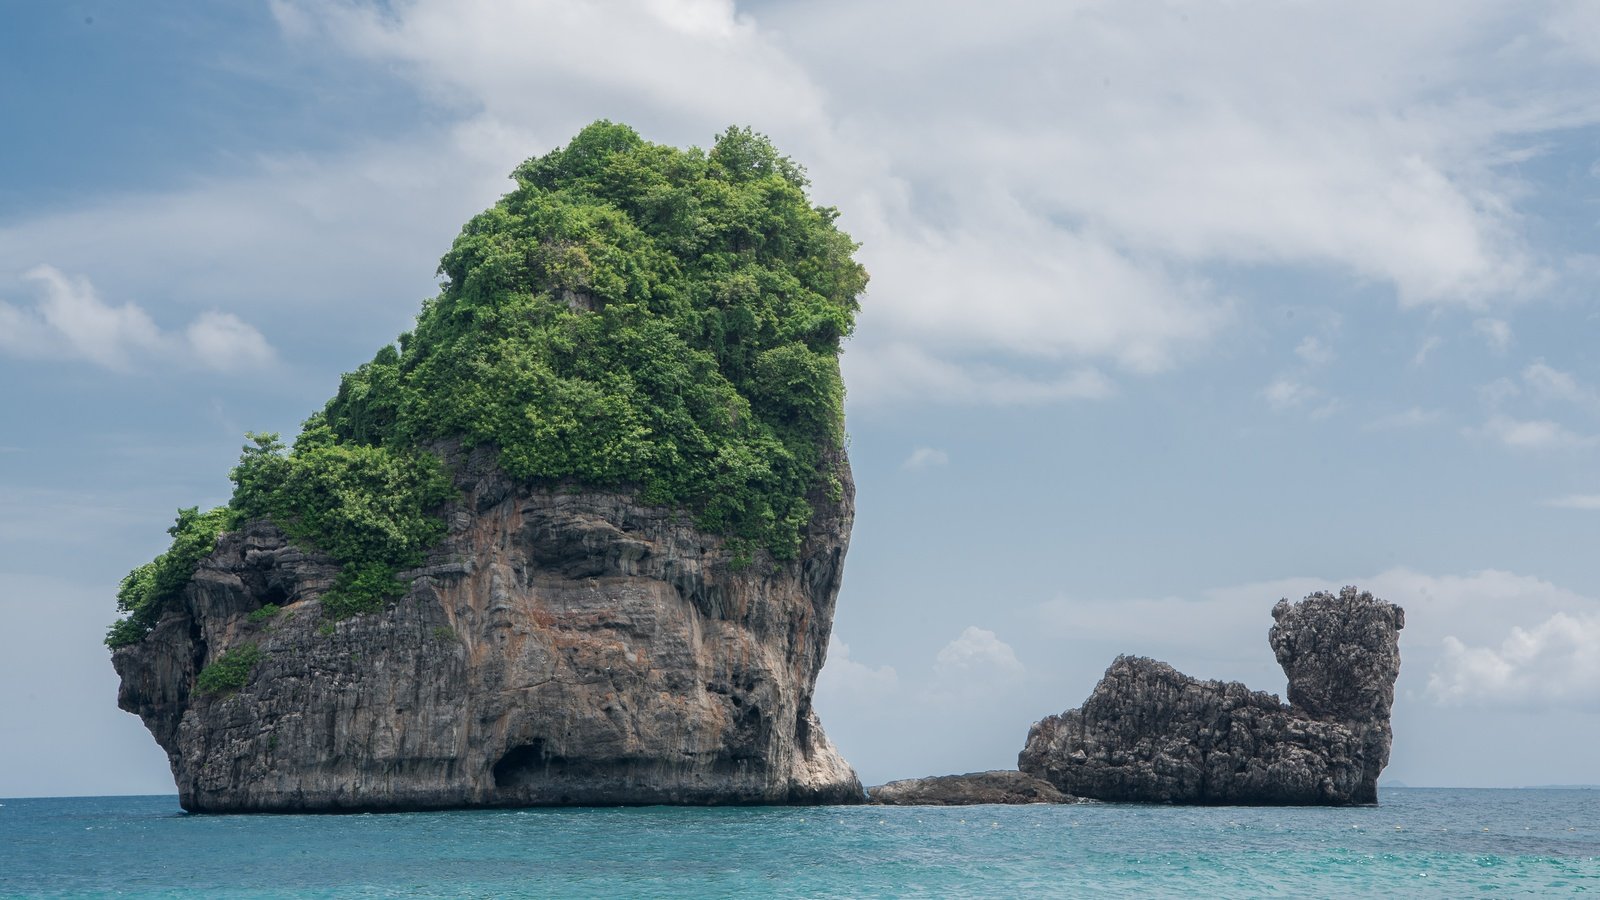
[108,122,866,647]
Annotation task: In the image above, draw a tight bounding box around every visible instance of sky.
[3,0,1600,797]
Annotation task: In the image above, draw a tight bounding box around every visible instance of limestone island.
[870,587,1404,807]
[110,122,867,812]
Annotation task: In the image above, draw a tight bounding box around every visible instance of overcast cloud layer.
[11,1,1599,394]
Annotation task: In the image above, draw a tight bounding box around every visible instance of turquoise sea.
[1,789,1596,897]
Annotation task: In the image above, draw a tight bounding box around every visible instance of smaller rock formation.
[1019,587,1403,806]
[869,771,1072,805]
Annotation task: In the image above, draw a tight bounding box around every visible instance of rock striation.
[1018,587,1403,806]
[869,771,1073,806]
[113,443,863,811]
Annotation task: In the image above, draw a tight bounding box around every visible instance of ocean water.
[1,789,1596,897]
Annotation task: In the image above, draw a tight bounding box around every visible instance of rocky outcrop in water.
[1018,587,1403,806]
[869,771,1072,805]
[113,443,863,811]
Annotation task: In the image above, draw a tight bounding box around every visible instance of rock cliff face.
[113,443,863,811]
[1018,588,1403,806]
[869,771,1072,806]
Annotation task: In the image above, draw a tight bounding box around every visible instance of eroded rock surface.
[869,771,1072,805]
[1018,587,1403,806]
[113,443,863,811]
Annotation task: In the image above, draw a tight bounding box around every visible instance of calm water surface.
[1,789,1596,897]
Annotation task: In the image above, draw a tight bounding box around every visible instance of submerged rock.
[869,771,1072,805]
[1018,587,1403,806]
[113,443,863,811]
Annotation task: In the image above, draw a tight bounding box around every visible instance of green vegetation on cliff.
[325,122,864,553]
[194,644,263,695]
[107,121,866,649]
[107,506,233,648]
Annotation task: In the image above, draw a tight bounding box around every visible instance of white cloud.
[933,626,1024,680]
[0,266,274,374]
[1544,494,1600,510]
[1411,335,1443,368]
[0,124,517,332]
[844,343,1113,408]
[244,0,1596,399]
[854,212,1228,375]
[1,266,163,370]
[1544,1,1600,66]
[1522,360,1598,407]
[1373,567,1600,710]
[185,312,276,372]
[1522,360,1580,400]
[1262,376,1340,418]
[1429,612,1600,709]
[922,624,1025,711]
[815,636,900,700]
[767,0,1584,303]
[1364,407,1444,430]
[1263,376,1316,411]
[1366,567,1595,648]
[901,447,949,471]
[815,628,1039,784]
[1466,362,1599,446]
[1471,414,1597,450]
[1478,376,1521,408]
[1474,317,1513,354]
[273,1,1232,374]
[1295,336,1336,366]
[5,1,1598,403]
[272,0,829,143]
